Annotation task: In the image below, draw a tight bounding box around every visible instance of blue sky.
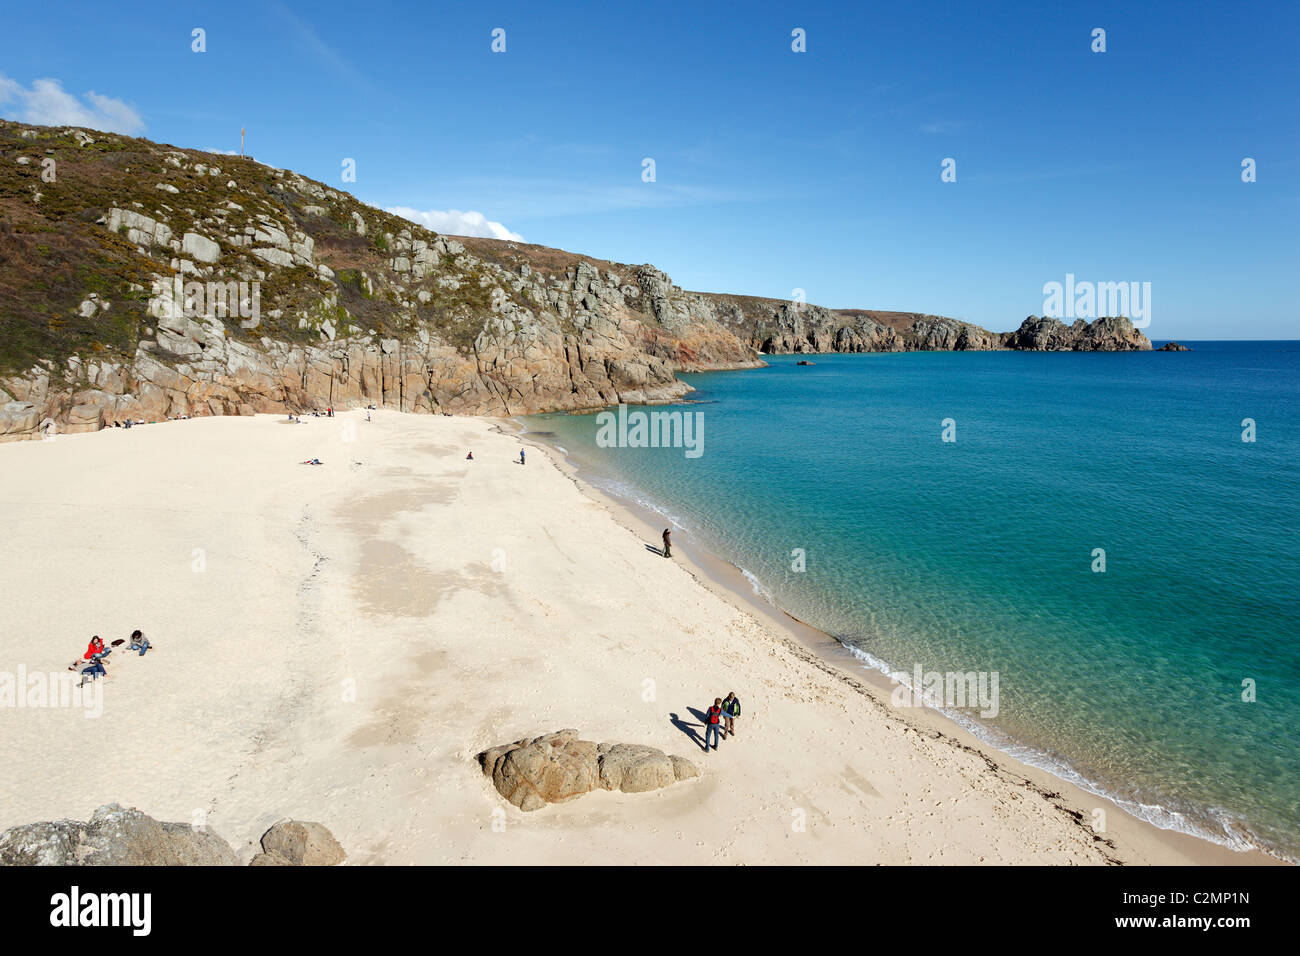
[2,0,1297,338]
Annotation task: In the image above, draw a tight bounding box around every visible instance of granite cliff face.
[0,120,1150,439]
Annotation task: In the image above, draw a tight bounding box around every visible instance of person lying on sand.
[300,458,323,465]
[79,658,107,687]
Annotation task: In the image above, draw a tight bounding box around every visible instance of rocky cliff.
[0,120,1150,439]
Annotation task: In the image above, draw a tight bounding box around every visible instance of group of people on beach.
[286,409,334,424]
[701,692,741,752]
[462,449,525,465]
[72,631,151,687]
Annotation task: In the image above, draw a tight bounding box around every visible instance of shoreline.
[509,416,1284,866]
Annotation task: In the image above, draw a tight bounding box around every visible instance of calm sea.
[523,341,1300,860]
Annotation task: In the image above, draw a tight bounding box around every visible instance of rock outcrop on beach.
[0,803,240,865]
[0,119,1151,439]
[0,805,347,866]
[249,820,347,866]
[477,729,700,811]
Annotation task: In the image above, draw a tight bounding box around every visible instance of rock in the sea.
[250,821,345,866]
[1158,341,1190,351]
[1002,315,1151,351]
[0,804,239,866]
[477,729,699,811]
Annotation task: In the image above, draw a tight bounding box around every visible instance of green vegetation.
[0,118,585,381]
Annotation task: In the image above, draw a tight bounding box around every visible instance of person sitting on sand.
[466,451,473,460]
[662,528,672,558]
[78,636,109,686]
[703,698,724,752]
[721,691,741,738]
[128,630,150,656]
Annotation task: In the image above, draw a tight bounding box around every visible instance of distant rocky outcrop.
[0,120,1151,440]
[477,729,700,811]
[1002,316,1150,351]
[0,804,239,866]
[249,821,346,866]
[1158,341,1190,351]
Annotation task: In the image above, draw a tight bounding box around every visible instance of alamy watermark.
[150,275,261,329]
[890,663,1000,718]
[1042,273,1151,329]
[50,886,150,936]
[0,666,103,718]
[595,404,704,459]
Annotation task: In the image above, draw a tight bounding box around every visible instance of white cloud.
[386,206,524,242]
[0,75,144,135]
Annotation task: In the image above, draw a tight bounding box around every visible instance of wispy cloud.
[386,207,524,241]
[0,75,144,135]
[270,3,374,91]
[427,176,740,222]
[966,161,1145,187]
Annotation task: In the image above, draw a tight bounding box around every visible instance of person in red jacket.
[703,697,724,752]
[80,636,109,685]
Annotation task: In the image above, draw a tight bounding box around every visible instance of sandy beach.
[0,410,1273,865]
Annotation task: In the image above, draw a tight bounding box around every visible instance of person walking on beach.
[721,691,741,738]
[662,528,672,558]
[703,697,724,752]
[519,448,525,466]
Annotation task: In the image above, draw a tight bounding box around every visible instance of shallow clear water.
[524,342,1300,860]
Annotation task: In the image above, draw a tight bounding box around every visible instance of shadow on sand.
[670,708,716,752]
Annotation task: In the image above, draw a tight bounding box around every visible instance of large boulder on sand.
[249,821,345,866]
[0,804,239,865]
[597,742,700,793]
[477,729,699,811]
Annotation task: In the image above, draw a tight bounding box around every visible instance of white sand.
[0,411,1264,864]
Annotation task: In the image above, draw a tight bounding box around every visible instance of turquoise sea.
[524,342,1300,861]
